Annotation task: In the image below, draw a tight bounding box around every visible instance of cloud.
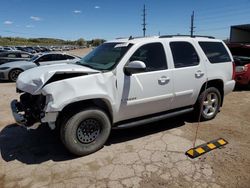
[4,21,13,25]
[26,25,34,28]
[30,16,41,21]
[94,6,100,9]
[73,10,82,14]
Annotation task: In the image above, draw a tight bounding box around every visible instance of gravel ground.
[0,49,250,188]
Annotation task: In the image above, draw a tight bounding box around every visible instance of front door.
[117,42,174,122]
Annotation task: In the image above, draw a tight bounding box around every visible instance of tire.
[8,69,23,82]
[195,87,221,121]
[60,108,111,156]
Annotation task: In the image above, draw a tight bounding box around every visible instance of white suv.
[11,36,235,156]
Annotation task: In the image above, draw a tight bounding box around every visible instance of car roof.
[0,51,30,54]
[107,35,222,44]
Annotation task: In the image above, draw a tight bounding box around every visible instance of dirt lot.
[0,49,250,188]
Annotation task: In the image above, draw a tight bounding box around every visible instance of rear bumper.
[224,80,235,95]
[235,74,249,85]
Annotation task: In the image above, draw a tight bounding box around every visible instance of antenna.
[190,11,195,37]
[142,4,146,37]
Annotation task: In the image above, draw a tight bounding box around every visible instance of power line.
[190,11,195,37]
[142,4,146,37]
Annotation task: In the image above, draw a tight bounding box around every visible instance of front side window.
[199,42,231,63]
[170,42,199,68]
[129,43,168,72]
[77,42,133,70]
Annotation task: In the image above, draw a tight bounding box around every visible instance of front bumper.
[11,100,27,126]
[0,71,8,80]
[11,98,58,128]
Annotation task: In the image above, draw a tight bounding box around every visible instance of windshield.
[229,46,250,58]
[76,42,133,70]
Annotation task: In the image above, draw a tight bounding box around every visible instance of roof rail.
[159,35,215,39]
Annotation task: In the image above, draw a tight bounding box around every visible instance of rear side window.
[62,55,75,60]
[170,42,199,68]
[38,54,54,62]
[199,42,231,63]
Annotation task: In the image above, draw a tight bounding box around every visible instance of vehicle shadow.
[106,116,186,145]
[0,80,12,83]
[0,124,75,164]
[233,85,250,92]
[0,116,188,165]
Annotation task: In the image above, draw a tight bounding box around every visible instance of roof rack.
[159,35,215,39]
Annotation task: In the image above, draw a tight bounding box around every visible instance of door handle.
[158,76,170,85]
[195,70,205,78]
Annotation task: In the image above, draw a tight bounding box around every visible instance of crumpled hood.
[16,63,100,94]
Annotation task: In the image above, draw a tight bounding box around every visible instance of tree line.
[0,36,106,47]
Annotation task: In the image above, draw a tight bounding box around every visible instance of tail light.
[235,65,248,73]
[232,62,236,80]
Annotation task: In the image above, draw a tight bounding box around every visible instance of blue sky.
[1,0,250,40]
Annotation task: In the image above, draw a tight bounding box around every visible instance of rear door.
[169,41,207,109]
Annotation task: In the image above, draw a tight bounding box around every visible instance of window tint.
[199,42,231,63]
[170,42,199,68]
[130,43,167,72]
[64,55,74,60]
[38,54,54,62]
[54,54,65,60]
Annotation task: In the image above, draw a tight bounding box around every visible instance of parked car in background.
[0,49,7,53]
[0,51,33,65]
[0,52,80,81]
[227,43,250,87]
[3,47,12,51]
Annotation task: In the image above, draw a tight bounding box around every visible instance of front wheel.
[8,69,23,82]
[195,87,221,121]
[60,108,111,156]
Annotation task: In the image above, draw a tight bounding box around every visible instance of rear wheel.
[8,69,23,82]
[60,108,111,156]
[195,87,221,121]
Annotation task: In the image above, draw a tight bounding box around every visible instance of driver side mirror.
[124,61,146,76]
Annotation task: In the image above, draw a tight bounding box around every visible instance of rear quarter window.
[199,42,231,63]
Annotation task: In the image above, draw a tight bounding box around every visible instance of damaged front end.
[11,93,46,128]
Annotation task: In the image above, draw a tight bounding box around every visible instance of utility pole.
[190,11,195,37]
[142,4,146,37]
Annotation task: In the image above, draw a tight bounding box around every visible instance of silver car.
[0,52,80,81]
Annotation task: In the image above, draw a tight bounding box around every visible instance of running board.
[113,107,193,129]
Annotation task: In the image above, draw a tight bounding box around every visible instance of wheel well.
[8,68,23,81]
[8,68,23,76]
[56,99,113,127]
[199,79,224,106]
